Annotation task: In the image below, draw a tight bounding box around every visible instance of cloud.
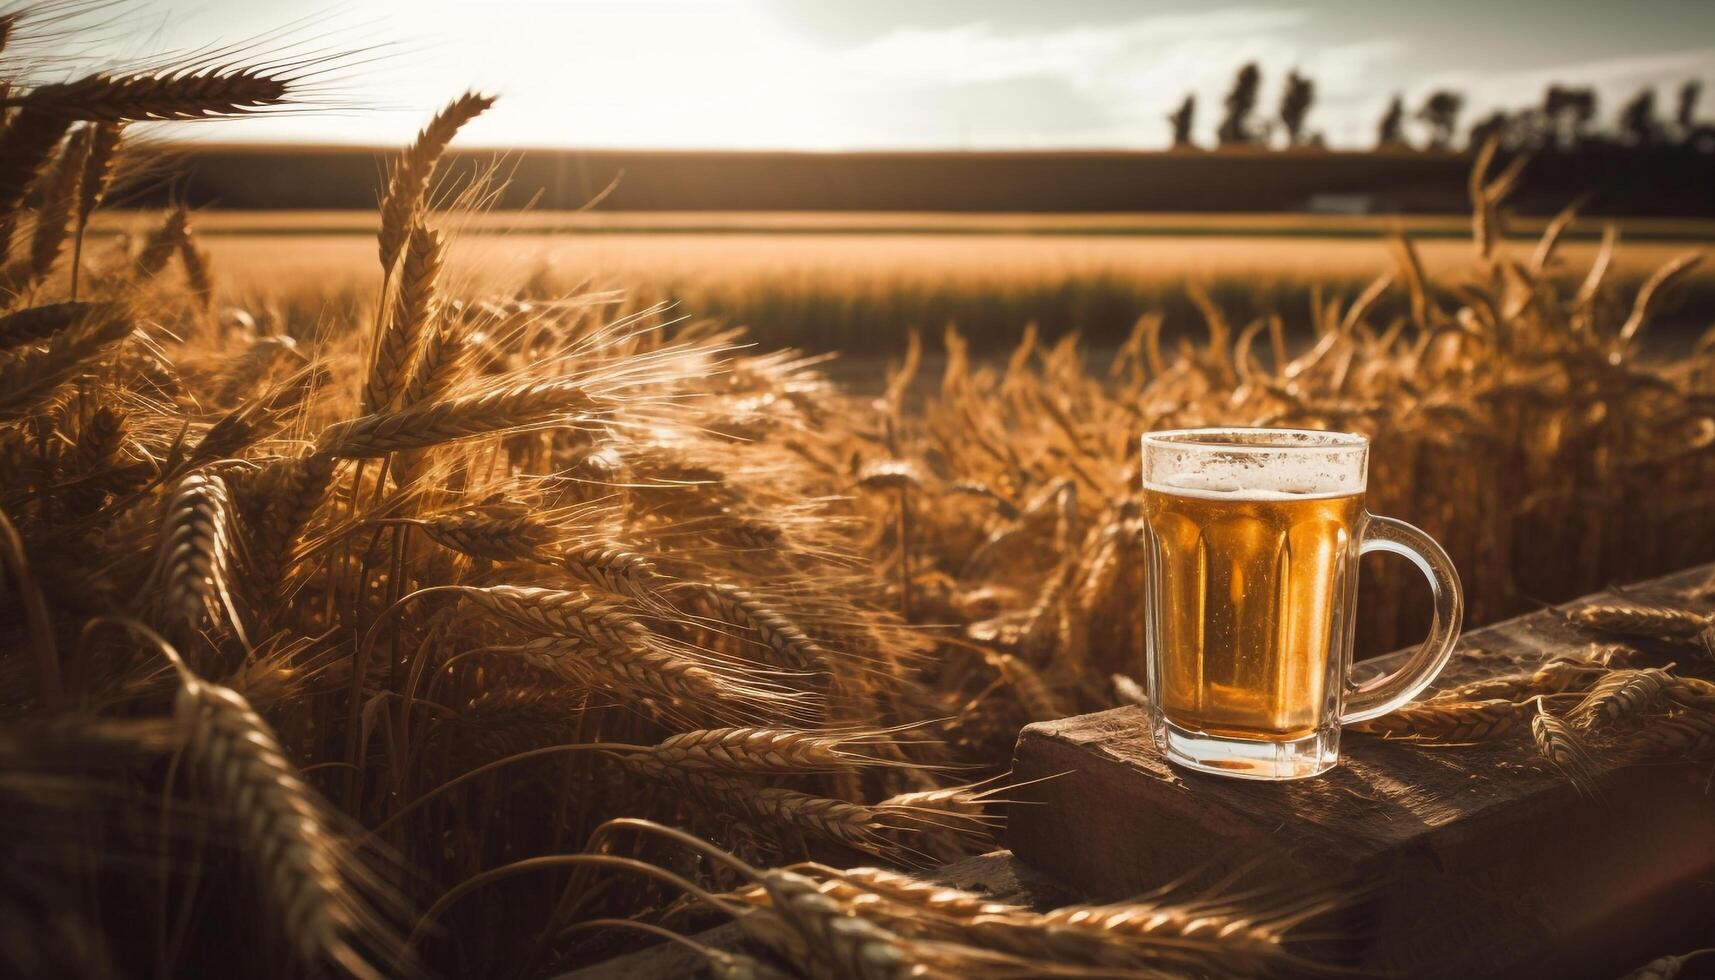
[838,8,1308,90]
[144,0,1715,150]
[830,8,1403,147]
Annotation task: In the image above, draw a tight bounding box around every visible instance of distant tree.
[1217,63,1262,146]
[1678,80,1715,152]
[1543,84,1596,149]
[1168,94,1196,148]
[1619,88,1659,145]
[1677,79,1702,134]
[1377,95,1407,148]
[1417,90,1465,150]
[1468,110,1511,151]
[1278,70,1316,146]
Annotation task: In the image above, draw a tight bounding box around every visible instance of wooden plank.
[1006,564,1715,980]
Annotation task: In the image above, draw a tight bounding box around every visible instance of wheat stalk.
[692,583,829,670]
[416,507,553,563]
[1571,603,1711,641]
[0,124,89,295]
[875,783,993,820]
[1355,698,1533,741]
[1570,667,1675,730]
[212,336,300,406]
[986,650,1063,721]
[825,866,1019,919]
[0,109,73,265]
[133,207,189,280]
[1667,675,1715,708]
[252,453,337,583]
[400,318,465,408]
[174,675,385,979]
[377,92,494,273]
[0,300,117,350]
[1619,253,1703,347]
[1618,950,1715,980]
[647,727,893,773]
[15,68,291,121]
[561,544,669,599]
[316,379,610,458]
[364,222,442,415]
[1428,659,1604,702]
[75,406,125,472]
[76,122,122,223]
[519,637,744,721]
[1619,710,1715,760]
[1531,697,1597,790]
[70,121,122,297]
[461,584,649,646]
[178,237,213,311]
[153,472,245,644]
[0,306,132,418]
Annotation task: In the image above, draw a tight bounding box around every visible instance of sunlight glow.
[53,0,1715,150]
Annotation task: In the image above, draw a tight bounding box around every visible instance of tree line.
[1168,63,1715,153]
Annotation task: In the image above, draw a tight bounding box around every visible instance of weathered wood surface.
[561,850,1074,978]
[1007,564,1715,980]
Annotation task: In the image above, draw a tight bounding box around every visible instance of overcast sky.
[27,0,1715,149]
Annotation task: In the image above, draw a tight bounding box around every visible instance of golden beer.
[1141,427,1461,780]
[1143,486,1361,740]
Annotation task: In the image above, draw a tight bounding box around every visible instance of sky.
[27,0,1715,150]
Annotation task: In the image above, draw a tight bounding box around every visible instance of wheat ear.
[0,110,74,264]
[1619,253,1703,347]
[400,318,466,408]
[253,453,337,583]
[1572,603,1711,641]
[69,121,121,297]
[316,379,610,458]
[1351,698,1532,741]
[561,544,670,599]
[175,676,387,979]
[518,636,789,724]
[0,300,118,351]
[1531,697,1597,790]
[1619,711,1715,760]
[77,122,122,222]
[153,472,247,646]
[692,583,830,670]
[627,758,898,854]
[133,207,189,280]
[0,306,132,418]
[1569,668,1675,730]
[15,68,291,121]
[377,92,494,273]
[0,125,89,294]
[647,727,894,773]
[416,507,554,563]
[178,237,213,311]
[363,222,442,415]
[824,866,1020,919]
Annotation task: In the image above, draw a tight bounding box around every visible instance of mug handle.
[1340,515,1465,724]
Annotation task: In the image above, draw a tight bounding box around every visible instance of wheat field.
[3,8,1715,980]
[119,212,1715,355]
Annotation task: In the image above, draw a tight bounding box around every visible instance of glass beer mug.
[1140,427,1463,780]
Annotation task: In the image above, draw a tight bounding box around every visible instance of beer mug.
[1140,427,1462,779]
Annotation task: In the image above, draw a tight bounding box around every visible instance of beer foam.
[1141,428,1367,499]
[1144,459,1362,500]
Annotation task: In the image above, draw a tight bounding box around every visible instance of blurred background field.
[101,209,1715,356]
